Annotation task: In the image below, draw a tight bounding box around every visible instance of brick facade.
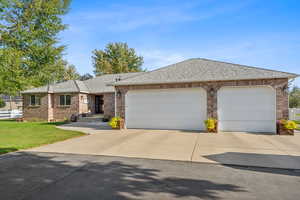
[115,78,289,122]
[51,93,80,121]
[88,93,114,118]
[23,94,49,121]
[23,92,115,121]
[103,93,115,119]
[23,78,289,123]
[23,93,89,121]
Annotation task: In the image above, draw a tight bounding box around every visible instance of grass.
[0,120,85,155]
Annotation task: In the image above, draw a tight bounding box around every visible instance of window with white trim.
[29,95,40,106]
[59,95,71,106]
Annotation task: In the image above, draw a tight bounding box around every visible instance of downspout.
[114,77,121,117]
[114,88,117,117]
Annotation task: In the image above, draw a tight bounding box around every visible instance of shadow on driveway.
[204,152,300,171]
[0,152,245,200]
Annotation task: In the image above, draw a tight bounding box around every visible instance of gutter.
[110,76,300,87]
[114,89,117,117]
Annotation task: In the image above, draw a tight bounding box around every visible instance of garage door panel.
[219,120,275,132]
[125,88,207,130]
[218,87,276,133]
[218,110,275,121]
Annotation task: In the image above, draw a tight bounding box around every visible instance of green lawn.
[0,120,84,154]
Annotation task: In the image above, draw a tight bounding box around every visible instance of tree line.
[0,0,144,97]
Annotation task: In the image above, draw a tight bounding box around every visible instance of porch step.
[77,114,104,122]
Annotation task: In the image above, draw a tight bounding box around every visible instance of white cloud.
[140,50,186,69]
[64,1,252,33]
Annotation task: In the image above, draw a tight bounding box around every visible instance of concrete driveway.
[27,124,300,169]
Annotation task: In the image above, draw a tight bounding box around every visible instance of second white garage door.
[218,86,276,133]
[125,88,207,130]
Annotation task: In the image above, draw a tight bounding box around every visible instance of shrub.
[204,118,217,132]
[0,98,6,108]
[278,119,297,130]
[109,117,122,129]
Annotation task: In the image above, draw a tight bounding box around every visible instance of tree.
[289,86,300,108]
[80,73,93,81]
[63,64,80,81]
[0,48,28,95]
[92,42,144,75]
[55,60,80,82]
[0,0,71,95]
[0,97,6,108]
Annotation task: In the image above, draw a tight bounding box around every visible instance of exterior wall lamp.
[116,90,122,97]
[209,88,215,96]
[282,84,289,93]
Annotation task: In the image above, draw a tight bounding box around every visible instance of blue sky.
[60,0,300,86]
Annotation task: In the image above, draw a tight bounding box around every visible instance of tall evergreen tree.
[0,0,71,95]
[92,42,144,76]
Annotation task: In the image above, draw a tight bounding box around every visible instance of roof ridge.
[73,80,81,92]
[80,80,91,92]
[113,59,192,84]
[95,72,143,78]
[195,58,299,76]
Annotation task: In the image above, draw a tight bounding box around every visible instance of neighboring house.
[21,73,142,121]
[22,58,299,133]
[112,58,298,133]
[0,95,23,111]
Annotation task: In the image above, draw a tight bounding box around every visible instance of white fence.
[0,110,23,119]
[289,108,300,121]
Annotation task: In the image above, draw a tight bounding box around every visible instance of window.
[59,95,71,106]
[29,95,40,106]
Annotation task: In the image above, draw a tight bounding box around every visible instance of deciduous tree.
[289,86,300,108]
[0,0,71,95]
[92,42,144,75]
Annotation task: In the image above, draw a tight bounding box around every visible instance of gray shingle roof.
[21,80,85,94]
[83,72,142,93]
[21,72,143,94]
[113,58,299,86]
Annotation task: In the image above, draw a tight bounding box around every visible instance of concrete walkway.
[27,124,300,169]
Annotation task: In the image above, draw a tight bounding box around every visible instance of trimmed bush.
[204,118,217,133]
[0,98,6,108]
[109,117,122,129]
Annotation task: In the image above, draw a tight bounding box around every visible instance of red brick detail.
[103,93,115,119]
[116,78,289,121]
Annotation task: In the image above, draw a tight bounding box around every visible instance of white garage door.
[125,88,207,130]
[218,86,276,133]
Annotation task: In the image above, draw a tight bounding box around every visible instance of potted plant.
[204,118,218,133]
[109,117,124,129]
[277,119,297,135]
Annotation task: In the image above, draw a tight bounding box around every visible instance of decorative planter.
[118,119,125,129]
[277,122,294,135]
[112,119,125,130]
[207,121,218,133]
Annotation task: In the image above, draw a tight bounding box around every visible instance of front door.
[95,95,104,114]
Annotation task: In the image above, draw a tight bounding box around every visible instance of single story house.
[22,58,298,133]
[21,72,142,121]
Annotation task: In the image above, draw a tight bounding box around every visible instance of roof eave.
[113,76,296,87]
